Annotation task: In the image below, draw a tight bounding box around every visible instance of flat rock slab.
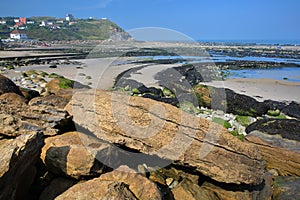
[65,89,266,185]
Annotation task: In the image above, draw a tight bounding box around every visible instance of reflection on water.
[227,67,300,82]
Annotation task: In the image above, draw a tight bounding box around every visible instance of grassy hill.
[0,17,131,41]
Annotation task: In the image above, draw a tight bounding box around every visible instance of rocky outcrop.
[246,131,300,176]
[246,119,300,142]
[29,94,71,109]
[273,176,300,199]
[0,74,24,96]
[0,133,44,200]
[65,90,266,185]
[56,165,163,200]
[41,132,114,179]
[282,101,300,119]
[0,97,72,137]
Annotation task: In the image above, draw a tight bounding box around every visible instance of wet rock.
[246,130,300,176]
[273,176,300,200]
[0,74,24,96]
[282,101,300,119]
[41,132,115,179]
[20,87,40,101]
[246,119,300,142]
[56,165,163,200]
[0,133,44,200]
[65,90,266,185]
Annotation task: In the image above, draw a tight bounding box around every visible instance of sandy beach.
[2,56,299,103]
[202,78,300,102]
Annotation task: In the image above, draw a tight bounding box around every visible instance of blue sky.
[1,0,300,40]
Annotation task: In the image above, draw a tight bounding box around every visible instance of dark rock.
[246,119,300,142]
[39,177,77,200]
[273,176,300,200]
[282,101,300,119]
[49,65,57,68]
[0,133,44,200]
[0,74,24,96]
[263,100,287,111]
[20,87,40,101]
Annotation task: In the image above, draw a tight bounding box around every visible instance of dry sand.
[202,78,300,103]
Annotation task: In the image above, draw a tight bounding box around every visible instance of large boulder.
[0,74,23,96]
[29,94,72,109]
[282,101,300,119]
[0,133,44,200]
[56,165,163,200]
[246,130,300,176]
[65,90,266,185]
[41,131,115,179]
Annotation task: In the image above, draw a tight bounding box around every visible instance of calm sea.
[197,39,300,46]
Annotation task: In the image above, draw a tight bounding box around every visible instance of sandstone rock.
[273,176,300,200]
[246,130,300,176]
[39,177,77,200]
[41,132,116,179]
[0,133,44,200]
[0,92,27,104]
[0,98,71,137]
[65,90,266,185]
[0,74,24,96]
[29,95,71,109]
[172,178,219,200]
[56,165,162,200]
[47,77,89,95]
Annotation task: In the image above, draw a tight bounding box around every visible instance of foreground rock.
[0,74,24,96]
[0,97,72,137]
[41,132,114,179]
[56,165,163,200]
[273,176,300,199]
[65,90,266,185]
[0,133,44,200]
[246,130,300,176]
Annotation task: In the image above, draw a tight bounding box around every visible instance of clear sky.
[1,0,300,41]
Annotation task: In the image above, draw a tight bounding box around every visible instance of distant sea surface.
[197,39,300,45]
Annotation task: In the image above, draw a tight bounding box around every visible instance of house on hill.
[10,30,28,40]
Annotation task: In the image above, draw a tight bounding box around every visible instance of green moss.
[212,117,232,129]
[58,77,74,89]
[48,73,61,78]
[274,115,287,119]
[267,109,281,117]
[40,71,48,77]
[230,130,245,141]
[236,115,253,127]
[162,87,175,98]
[6,66,15,70]
[85,75,92,80]
[131,88,140,95]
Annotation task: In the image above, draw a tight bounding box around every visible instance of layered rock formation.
[65,89,266,185]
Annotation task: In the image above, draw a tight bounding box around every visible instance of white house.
[0,20,6,24]
[10,30,28,40]
[66,14,74,21]
[39,21,46,27]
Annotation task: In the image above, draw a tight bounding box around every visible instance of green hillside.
[0,17,131,41]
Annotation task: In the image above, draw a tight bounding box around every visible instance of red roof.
[10,30,26,34]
